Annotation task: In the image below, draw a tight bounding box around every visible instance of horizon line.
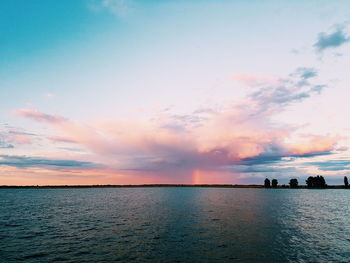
[0,184,348,189]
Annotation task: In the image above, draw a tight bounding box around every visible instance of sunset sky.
[1,0,350,185]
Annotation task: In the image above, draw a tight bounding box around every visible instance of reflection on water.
[1,188,350,262]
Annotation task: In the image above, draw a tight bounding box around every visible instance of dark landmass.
[0,184,348,189]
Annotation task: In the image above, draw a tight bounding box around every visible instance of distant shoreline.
[0,184,348,189]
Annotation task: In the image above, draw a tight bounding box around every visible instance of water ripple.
[1,188,350,262]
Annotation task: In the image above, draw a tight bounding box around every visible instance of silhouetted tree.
[289,178,299,188]
[264,178,271,188]
[344,176,349,188]
[306,175,327,188]
[271,179,278,188]
[319,176,326,187]
[306,176,313,187]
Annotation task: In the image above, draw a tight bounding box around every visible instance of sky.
[1,0,350,185]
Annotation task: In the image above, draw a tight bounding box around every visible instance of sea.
[1,188,350,262]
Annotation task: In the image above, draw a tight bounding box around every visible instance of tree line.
[264,176,350,188]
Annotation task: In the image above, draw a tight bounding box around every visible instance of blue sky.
[1,0,350,185]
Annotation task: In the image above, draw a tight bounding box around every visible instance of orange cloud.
[290,135,340,156]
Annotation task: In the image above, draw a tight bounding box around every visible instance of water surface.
[1,188,350,262]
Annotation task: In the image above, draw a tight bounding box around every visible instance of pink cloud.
[10,134,32,144]
[10,68,341,183]
[48,136,78,144]
[12,103,340,179]
[0,128,38,146]
[289,135,340,156]
[13,109,67,123]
